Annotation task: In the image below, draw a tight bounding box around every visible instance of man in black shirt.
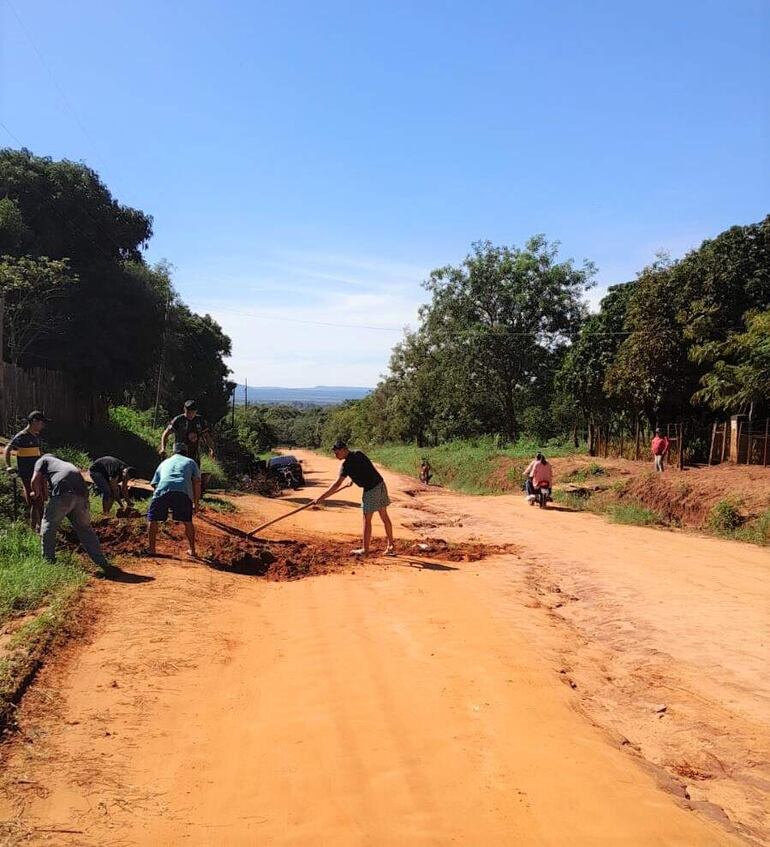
[160,400,215,492]
[3,410,48,528]
[88,456,136,514]
[313,440,395,557]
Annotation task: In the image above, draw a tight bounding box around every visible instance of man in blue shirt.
[147,443,201,558]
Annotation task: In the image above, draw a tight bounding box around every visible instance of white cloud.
[181,250,429,387]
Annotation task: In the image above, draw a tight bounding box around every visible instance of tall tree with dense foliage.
[407,237,594,440]
[0,148,233,422]
[692,310,770,415]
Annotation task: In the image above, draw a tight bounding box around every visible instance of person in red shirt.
[651,428,670,472]
[523,452,553,503]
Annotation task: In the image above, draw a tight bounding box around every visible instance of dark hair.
[331,439,348,451]
[124,466,137,479]
[184,399,197,410]
[537,452,548,465]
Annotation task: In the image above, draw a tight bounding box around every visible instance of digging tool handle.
[246,481,354,537]
[247,502,314,537]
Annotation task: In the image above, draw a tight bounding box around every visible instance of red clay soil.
[402,536,517,561]
[611,464,770,526]
[65,516,510,580]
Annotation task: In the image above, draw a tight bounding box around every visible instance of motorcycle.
[535,481,552,509]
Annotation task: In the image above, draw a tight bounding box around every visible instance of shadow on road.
[100,565,155,584]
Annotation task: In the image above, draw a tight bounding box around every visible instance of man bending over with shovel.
[313,440,395,557]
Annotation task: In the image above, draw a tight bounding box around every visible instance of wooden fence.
[708,418,770,466]
[591,420,685,469]
[0,361,106,435]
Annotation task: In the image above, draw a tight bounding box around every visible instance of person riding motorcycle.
[523,452,553,504]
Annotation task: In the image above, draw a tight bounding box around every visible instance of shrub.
[50,445,91,468]
[707,499,743,533]
[734,509,770,546]
[607,502,662,526]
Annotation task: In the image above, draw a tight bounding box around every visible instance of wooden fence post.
[708,422,717,465]
[678,422,684,470]
[764,418,769,467]
[634,417,640,461]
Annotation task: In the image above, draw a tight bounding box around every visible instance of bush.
[734,508,770,545]
[50,445,91,468]
[607,502,662,526]
[707,499,743,533]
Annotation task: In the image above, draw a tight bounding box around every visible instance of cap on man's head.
[124,466,137,479]
[655,427,662,434]
[28,411,50,423]
[173,442,189,455]
[331,440,348,451]
[183,400,197,410]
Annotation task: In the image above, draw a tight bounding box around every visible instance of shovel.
[246,481,354,537]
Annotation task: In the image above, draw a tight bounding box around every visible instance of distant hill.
[232,385,371,406]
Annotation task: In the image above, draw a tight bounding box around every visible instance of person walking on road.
[88,456,136,514]
[3,410,48,529]
[147,443,201,558]
[160,400,214,491]
[313,440,395,557]
[651,428,670,473]
[31,454,109,568]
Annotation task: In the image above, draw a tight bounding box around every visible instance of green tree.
[0,256,75,364]
[556,282,635,436]
[415,237,594,440]
[692,310,770,414]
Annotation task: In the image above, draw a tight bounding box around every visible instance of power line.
[3,0,108,172]
[188,302,747,338]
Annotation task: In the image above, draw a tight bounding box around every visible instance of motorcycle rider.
[523,452,553,504]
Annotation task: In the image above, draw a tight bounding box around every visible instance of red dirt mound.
[203,537,355,580]
[403,537,516,562]
[615,465,770,527]
[63,518,148,555]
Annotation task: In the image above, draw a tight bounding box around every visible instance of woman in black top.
[313,440,396,557]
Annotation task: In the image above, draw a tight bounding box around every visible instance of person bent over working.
[147,443,201,558]
[313,440,395,557]
[89,456,136,514]
[31,454,109,568]
[4,410,48,530]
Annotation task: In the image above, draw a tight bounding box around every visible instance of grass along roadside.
[0,522,89,727]
[553,485,769,544]
[366,438,577,495]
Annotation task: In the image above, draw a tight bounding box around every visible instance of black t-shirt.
[89,456,126,480]
[170,414,209,455]
[340,451,383,491]
[9,429,42,480]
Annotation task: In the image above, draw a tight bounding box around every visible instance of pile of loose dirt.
[204,537,353,580]
[63,518,148,555]
[403,537,515,562]
[203,535,515,579]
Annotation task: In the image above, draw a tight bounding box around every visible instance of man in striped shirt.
[3,411,48,529]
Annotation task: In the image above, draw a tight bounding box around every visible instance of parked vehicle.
[266,455,305,489]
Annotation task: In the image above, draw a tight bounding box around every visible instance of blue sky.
[2,0,768,386]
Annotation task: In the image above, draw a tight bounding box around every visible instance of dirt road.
[0,451,766,845]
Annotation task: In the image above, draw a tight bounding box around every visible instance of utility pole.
[0,293,5,363]
[245,378,248,410]
[231,382,236,428]
[153,293,171,428]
